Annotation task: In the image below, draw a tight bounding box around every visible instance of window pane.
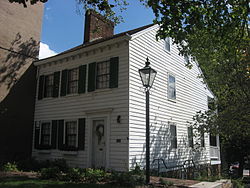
[170,124,177,149]
[66,121,77,147]
[96,60,110,89]
[210,135,217,146]
[68,68,78,94]
[165,38,170,52]
[41,122,51,146]
[188,127,193,148]
[168,75,176,99]
[44,74,53,98]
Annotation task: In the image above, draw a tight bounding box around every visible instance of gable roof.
[36,23,154,63]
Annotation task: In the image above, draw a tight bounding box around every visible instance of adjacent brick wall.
[0,1,43,162]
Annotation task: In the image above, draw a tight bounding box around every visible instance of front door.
[92,120,106,168]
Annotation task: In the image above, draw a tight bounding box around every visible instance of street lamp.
[138,57,157,184]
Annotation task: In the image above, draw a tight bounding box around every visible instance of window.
[170,124,177,149]
[200,131,205,147]
[96,60,110,89]
[67,68,79,94]
[188,127,194,148]
[184,55,189,64]
[210,134,217,147]
[65,121,78,147]
[41,122,51,146]
[165,37,170,52]
[168,74,176,100]
[44,74,54,98]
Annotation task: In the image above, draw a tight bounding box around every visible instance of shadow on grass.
[0,177,127,188]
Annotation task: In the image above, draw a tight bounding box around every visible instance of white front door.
[92,120,106,168]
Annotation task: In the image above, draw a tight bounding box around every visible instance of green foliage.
[83,168,109,183]
[110,171,145,187]
[232,179,245,188]
[40,167,61,180]
[61,168,83,182]
[159,178,174,186]
[2,162,19,172]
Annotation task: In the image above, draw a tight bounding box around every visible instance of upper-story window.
[168,74,176,100]
[41,122,51,146]
[165,37,171,52]
[38,72,60,100]
[170,124,177,149]
[44,74,54,98]
[184,55,189,64]
[96,60,110,89]
[67,68,79,94]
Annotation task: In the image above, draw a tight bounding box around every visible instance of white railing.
[210,146,220,160]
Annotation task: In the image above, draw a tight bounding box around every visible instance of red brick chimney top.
[84,9,115,44]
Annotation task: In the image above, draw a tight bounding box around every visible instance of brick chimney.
[84,9,114,44]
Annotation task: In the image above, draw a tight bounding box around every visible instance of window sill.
[62,151,78,156]
[38,150,51,154]
[91,88,113,94]
[168,98,176,103]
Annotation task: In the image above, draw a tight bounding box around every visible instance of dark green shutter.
[58,120,64,150]
[51,120,58,149]
[53,72,60,97]
[88,62,96,92]
[78,118,86,150]
[34,121,40,149]
[109,57,119,88]
[60,70,68,96]
[38,75,44,100]
[78,65,87,94]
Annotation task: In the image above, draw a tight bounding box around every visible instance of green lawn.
[0,177,127,188]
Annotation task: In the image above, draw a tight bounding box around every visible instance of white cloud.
[39,42,57,59]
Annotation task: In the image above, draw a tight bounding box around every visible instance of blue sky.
[39,0,155,58]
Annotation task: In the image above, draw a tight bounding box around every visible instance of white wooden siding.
[32,41,130,171]
[128,27,212,171]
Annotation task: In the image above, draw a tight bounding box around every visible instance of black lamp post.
[138,57,157,184]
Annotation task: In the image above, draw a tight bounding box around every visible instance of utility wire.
[0,46,38,60]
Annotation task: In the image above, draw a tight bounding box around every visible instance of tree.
[8,0,250,172]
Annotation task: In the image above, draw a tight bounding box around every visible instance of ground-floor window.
[65,121,78,147]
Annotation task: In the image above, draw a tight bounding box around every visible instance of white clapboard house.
[32,10,221,172]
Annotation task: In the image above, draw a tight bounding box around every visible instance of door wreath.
[95,124,104,144]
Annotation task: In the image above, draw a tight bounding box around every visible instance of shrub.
[110,171,145,187]
[84,168,109,183]
[2,162,19,172]
[61,168,83,182]
[40,167,61,180]
[232,179,244,188]
[159,178,174,186]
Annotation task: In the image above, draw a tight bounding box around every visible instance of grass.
[0,176,129,188]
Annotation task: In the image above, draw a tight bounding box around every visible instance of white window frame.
[168,73,176,100]
[96,60,110,89]
[39,121,52,146]
[43,74,54,98]
[164,37,171,52]
[67,68,79,94]
[64,119,78,148]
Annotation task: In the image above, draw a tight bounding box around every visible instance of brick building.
[0,1,43,161]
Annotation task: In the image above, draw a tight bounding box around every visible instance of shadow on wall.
[130,120,209,173]
[0,32,39,89]
[0,33,39,162]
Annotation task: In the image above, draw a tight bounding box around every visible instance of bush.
[84,168,109,183]
[2,162,19,172]
[232,179,244,188]
[17,158,68,172]
[159,178,174,186]
[61,168,83,182]
[110,171,145,187]
[40,167,61,180]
